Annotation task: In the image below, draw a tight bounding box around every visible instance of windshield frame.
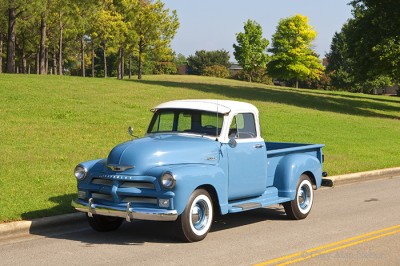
[146,108,225,138]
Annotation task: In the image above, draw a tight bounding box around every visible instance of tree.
[233,19,269,82]
[0,0,7,73]
[325,23,357,91]
[187,49,230,75]
[268,14,324,88]
[173,53,187,66]
[347,0,400,83]
[325,1,399,92]
[134,0,179,79]
[15,6,38,74]
[114,0,139,80]
[92,5,126,78]
[6,0,23,73]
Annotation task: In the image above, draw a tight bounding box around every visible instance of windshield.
[147,109,223,137]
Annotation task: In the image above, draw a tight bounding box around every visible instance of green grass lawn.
[1,74,399,222]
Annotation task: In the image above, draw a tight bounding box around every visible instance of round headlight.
[74,165,87,180]
[161,172,176,189]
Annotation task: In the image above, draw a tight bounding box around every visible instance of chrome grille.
[92,193,113,201]
[122,196,157,204]
[119,181,155,189]
[91,179,113,186]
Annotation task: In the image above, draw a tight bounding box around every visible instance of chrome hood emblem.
[107,164,135,172]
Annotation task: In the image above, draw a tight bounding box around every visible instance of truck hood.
[106,134,221,174]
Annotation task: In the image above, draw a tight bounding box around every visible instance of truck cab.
[73,99,325,242]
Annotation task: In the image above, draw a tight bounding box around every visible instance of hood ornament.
[107,164,135,172]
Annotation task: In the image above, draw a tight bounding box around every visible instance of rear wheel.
[283,174,314,220]
[87,214,124,232]
[177,189,213,242]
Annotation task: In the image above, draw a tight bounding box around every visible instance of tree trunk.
[118,47,124,80]
[91,42,95,77]
[58,11,63,75]
[118,48,121,79]
[103,44,107,78]
[53,44,57,75]
[0,33,3,73]
[36,50,39,74]
[296,77,299,88]
[121,48,124,80]
[7,6,17,73]
[129,55,132,79]
[81,36,85,77]
[138,39,143,80]
[21,44,26,74]
[45,47,48,74]
[39,12,47,75]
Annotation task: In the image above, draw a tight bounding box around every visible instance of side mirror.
[228,136,237,148]
[128,126,135,137]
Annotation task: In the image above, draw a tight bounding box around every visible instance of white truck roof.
[152,99,259,115]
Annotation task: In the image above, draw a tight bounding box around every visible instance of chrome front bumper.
[72,198,178,222]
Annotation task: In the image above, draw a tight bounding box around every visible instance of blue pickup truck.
[72,99,325,242]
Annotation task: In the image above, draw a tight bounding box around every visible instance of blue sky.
[163,0,353,61]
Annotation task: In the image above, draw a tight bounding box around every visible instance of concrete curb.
[1,167,400,240]
[322,167,400,187]
[0,213,86,239]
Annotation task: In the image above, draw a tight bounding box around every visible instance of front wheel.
[177,189,214,242]
[87,214,124,232]
[283,174,314,220]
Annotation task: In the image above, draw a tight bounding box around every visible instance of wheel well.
[197,185,221,216]
[303,171,316,189]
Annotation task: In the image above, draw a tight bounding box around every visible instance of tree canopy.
[326,0,400,92]
[268,14,324,88]
[187,49,230,75]
[233,19,269,82]
[1,0,179,78]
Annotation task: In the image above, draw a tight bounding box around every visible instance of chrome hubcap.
[298,185,311,210]
[191,200,209,231]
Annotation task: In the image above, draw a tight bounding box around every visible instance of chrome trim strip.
[72,198,178,222]
[107,164,135,172]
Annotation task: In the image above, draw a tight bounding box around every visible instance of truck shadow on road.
[27,204,287,245]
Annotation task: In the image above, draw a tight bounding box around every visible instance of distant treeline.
[0,0,179,79]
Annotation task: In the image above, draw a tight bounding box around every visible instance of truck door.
[227,113,268,200]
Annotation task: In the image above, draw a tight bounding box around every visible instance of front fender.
[273,154,322,200]
[146,164,227,216]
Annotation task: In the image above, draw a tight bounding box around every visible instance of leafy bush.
[202,65,230,78]
[233,68,273,85]
[153,62,177,75]
[362,75,393,94]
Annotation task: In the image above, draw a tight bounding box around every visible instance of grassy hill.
[1,74,399,222]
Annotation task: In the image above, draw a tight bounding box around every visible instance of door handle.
[254,144,264,149]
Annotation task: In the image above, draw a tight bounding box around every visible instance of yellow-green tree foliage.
[268,14,324,88]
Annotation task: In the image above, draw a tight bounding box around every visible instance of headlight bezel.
[74,165,88,180]
[161,171,176,189]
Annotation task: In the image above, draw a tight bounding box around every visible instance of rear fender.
[273,154,322,200]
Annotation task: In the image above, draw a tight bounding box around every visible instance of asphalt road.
[0,177,399,266]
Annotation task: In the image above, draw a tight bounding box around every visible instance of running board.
[232,202,262,211]
[227,196,291,213]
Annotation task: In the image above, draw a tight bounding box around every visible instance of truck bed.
[264,142,325,188]
[266,142,324,157]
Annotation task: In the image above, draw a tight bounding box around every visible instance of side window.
[177,112,192,132]
[229,113,257,139]
[151,111,175,132]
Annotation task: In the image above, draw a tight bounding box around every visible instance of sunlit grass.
[0,74,399,222]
